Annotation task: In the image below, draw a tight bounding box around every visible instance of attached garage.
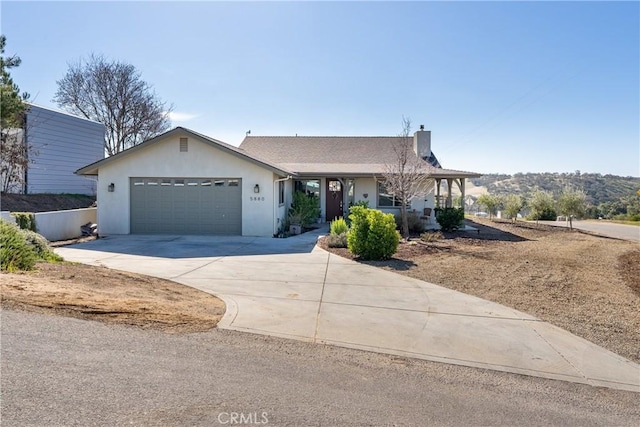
[130,177,242,235]
[75,127,290,237]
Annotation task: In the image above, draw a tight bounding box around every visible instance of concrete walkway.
[56,229,640,392]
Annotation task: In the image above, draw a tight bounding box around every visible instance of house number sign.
[249,197,265,201]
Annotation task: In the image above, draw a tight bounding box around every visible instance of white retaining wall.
[1,211,16,224]
[34,207,97,241]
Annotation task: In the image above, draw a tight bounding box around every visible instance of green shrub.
[350,200,370,210]
[435,207,465,232]
[527,208,557,221]
[289,191,320,227]
[22,230,63,262]
[330,218,349,235]
[326,232,348,248]
[394,211,424,234]
[11,212,37,232]
[1,220,37,272]
[347,206,400,260]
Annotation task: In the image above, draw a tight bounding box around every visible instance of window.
[201,180,212,186]
[278,181,285,206]
[377,181,403,207]
[133,179,144,186]
[228,179,239,186]
[294,179,320,198]
[214,180,225,187]
[161,179,172,186]
[174,179,185,187]
[179,138,188,152]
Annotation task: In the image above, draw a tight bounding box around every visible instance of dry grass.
[319,219,640,363]
[1,262,225,333]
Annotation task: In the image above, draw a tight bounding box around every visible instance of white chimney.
[413,125,431,160]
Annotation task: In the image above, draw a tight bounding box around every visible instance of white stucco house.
[76,126,480,236]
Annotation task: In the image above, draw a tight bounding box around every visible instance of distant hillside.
[469,172,640,205]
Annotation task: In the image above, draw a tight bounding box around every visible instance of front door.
[326,179,343,221]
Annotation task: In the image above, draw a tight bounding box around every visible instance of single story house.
[2,103,104,195]
[76,126,480,236]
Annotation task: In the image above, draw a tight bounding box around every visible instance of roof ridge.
[245,135,405,138]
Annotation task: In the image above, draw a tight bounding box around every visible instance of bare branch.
[382,117,432,237]
[53,54,172,156]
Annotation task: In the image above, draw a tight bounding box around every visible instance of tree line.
[471,172,640,222]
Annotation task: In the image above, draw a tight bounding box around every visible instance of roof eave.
[75,127,293,177]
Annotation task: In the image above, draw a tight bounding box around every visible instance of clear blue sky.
[2,1,639,176]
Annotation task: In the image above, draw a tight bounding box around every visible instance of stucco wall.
[34,207,97,241]
[97,134,276,236]
[1,211,16,224]
[274,177,293,234]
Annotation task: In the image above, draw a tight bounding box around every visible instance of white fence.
[1,208,97,242]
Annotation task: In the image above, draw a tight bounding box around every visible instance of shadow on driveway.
[62,228,328,259]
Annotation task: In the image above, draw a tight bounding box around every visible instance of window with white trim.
[278,181,285,206]
[377,181,403,207]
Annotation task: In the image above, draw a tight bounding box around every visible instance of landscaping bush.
[1,220,37,271]
[22,229,63,262]
[435,207,465,232]
[347,206,400,260]
[326,232,348,248]
[350,200,369,210]
[11,212,37,232]
[0,220,63,271]
[394,211,424,234]
[330,217,348,235]
[288,191,320,227]
[526,208,557,221]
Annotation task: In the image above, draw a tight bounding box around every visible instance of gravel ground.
[319,219,640,363]
[2,309,639,427]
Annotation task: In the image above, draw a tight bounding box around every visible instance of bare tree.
[382,117,432,238]
[53,54,172,156]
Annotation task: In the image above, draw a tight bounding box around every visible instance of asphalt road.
[2,310,638,426]
[538,220,640,242]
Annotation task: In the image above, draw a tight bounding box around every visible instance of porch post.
[455,178,466,211]
[337,178,349,218]
[435,179,441,208]
[446,178,453,208]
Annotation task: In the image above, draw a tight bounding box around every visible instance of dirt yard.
[1,262,225,333]
[319,219,640,364]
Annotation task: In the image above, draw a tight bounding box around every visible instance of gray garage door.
[130,178,242,235]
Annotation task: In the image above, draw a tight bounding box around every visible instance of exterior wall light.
[254,184,260,194]
[108,183,115,192]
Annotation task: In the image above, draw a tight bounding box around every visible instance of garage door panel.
[130,178,242,235]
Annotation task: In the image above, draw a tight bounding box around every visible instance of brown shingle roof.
[240,136,480,178]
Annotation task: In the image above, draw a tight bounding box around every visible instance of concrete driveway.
[56,229,640,392]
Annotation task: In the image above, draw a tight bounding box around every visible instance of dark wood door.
[326,179,343,221]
